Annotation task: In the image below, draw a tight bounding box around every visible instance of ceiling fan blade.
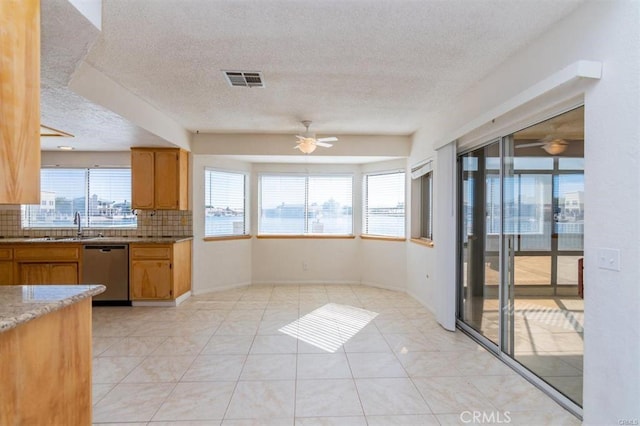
[516,142,545,148]
[315,142,333,148]
[293,145,301,149]
[316,137,338,143]
[296,135,306,140]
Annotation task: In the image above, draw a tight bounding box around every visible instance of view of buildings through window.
[259,175,353,235]
[204,169,246,236]
[462,157,584,253]
[363,171,406,237]
[22,168,136,228]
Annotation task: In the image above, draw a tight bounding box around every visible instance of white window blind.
[363,171,405,237]
[204,169,247,237]
[259,174,353,235]
[22,168,136,228]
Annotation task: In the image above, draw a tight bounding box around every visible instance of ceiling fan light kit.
[542,139,569,155]
[297,138,317,154]
[294,120,338,154]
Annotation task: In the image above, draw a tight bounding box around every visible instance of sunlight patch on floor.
[279,303,378,353]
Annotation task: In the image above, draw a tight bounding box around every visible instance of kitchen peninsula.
[0,284,104,425]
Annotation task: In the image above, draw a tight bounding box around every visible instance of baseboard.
[251,280,361,286]
[360,280,406,292]
[406,288,436,316]
[132,291,191,307]
[191,281,251,296]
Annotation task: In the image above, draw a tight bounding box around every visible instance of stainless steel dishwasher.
[83,244,129,304]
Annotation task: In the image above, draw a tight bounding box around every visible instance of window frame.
[257,172,354,237]
[21,167,137,229]
[362,170,406,239]
[203,168,249,240]
[420,170,434,240]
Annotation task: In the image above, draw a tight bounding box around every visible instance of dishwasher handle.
[84,245,127,251]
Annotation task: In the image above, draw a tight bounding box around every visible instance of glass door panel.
[504,106,585,406]
[458,141,500,344]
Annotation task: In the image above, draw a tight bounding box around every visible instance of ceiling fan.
[294,120,337,154]
[516,137,569,155]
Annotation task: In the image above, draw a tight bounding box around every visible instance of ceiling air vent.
[223,71,265,88]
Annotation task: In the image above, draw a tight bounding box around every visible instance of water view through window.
[258,175,353,235]
[22,168,136,228]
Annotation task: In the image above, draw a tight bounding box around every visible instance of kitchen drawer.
[14,245,81,261]
[130,245,171,260]
[0,248,12,260]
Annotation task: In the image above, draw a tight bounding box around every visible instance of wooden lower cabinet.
[50,263,78,283]
[0,248,13,285]
[130,260,172,299]
[130,240,191,301]
[19,263,79,285]
[0,298,92,425]
[0,262,13,285]
[11,244,81,285]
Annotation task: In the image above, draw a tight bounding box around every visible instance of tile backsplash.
[0,209,192,238]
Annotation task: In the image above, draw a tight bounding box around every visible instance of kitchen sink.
[26,236,101,242]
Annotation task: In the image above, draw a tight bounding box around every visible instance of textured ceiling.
[40,0,170,151]
[41,0,583,153]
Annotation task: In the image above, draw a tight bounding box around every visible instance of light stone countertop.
[0,285,105,332]
[0,236,193,244]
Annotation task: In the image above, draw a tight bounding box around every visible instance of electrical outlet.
[597,248,620,271]
[302,262,308,271]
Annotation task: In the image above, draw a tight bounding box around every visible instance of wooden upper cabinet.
[131,150,155,209]
[154,150,180,209]
[0,0,41,204]
[131,148,188,210]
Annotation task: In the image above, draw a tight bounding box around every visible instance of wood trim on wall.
[410,237,435,248]
[256,235,356,240]
[360,235,407,242]
[203,235,252,242]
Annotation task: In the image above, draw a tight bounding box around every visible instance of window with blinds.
[259,174,353,235]
[410,160,434,241]
[420,171,433,240]
[22,168,136,228]
[204,169,247,237]
[363,171,405,237]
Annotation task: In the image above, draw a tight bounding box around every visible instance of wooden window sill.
[410,237,435,248]
[256,235,356,239]
[360,235,407,242]
[203,235,252,242]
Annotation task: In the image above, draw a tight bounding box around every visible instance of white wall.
[360,159,409,291]
[193,158,411,289]
[408,1,640,422]
[406,128,439,313]
[191,155,252,294]
[251,163,361,285]
[41,151,130,167]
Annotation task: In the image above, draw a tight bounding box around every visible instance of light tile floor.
[467,296,584,405]
[92,284,580,425]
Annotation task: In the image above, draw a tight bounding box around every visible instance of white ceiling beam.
[69,61,192,151]
[192,133,411,157]
[435,60,602,150]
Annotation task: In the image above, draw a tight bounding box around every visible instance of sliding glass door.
[458,140,501,345]
[458,106,585,408]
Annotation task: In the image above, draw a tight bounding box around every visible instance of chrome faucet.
[73,211,82,237]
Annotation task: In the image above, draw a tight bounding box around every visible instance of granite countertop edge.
[0,236,193,244]
[0,285,106,333]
